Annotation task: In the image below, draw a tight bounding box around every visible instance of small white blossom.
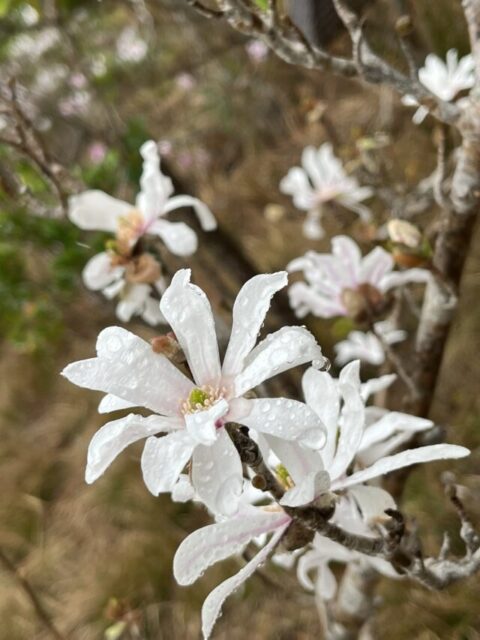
[280,144,373,239]
[116,27,148,63]
[402,49,475,124]
[334,320,407,366]
[62,269,327,516]
[69,140,216,324]
[287,235,430,319]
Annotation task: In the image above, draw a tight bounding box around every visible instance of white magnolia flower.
[402,49,475,124]
[62,269,327,516]
[69,140,216,324]
[288,235,430,319]
[116,27,148,63]
[334,320,407,366]
[280,144,373,239]
[174,505,292,639]
[276,362,469,508]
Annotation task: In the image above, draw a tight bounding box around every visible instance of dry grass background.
[1,1,480,638]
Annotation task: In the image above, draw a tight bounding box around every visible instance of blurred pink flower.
[175,72,196,91]
[246,39,269,63]
[87,141,108,164]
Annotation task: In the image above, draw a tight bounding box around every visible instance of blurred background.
[1,1,480,638]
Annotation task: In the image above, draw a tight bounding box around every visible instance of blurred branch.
[0,548,67,640]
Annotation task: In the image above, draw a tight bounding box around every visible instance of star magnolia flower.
[279,144,373,240]
[334,320,407,366]
[273,362,469,508]
[173,505,292,639]
[287,235,430,319]
[61,269,328,516]
[402,49,475,124]
[69,140,216,325]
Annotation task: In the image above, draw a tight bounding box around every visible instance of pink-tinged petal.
[174,509,289,586]
[148,219,198,256]
[359,246,394,286]
[380,268,430,292]
[62,327,193,416]
[160,269,221,387]
[235,326,326,396]
[288,282,345,319]
[360,374,396,402]
[141,430,195,495]
[263,436,323,485]
[191,428,243,515]
[332,444,470,491]
[348,485,396,523]
[201,522,289,639]
[85,413,177,484]
[68,190,132,231]
[185,399,229,446]
[332,236,362,284]
[330,361,365,480]
[302,368,340,468]
[222,272,288,378]
[82,252,123,291]
[359,412,433,451]
[98,394,136,414]
[238,398,326,449]
[163,194,217,231]
[280,167,316,210]
[280,470,330,507]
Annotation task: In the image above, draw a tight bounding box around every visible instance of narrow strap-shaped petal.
[332,444,470,491]
[138,140,173,221]
[82,252,123,291]
[85,413,177,484]
[174,508,288,586]
[191,427,243,515]
[330,361,365,480]
[379,268,430,292]
[359,246,394,287]
[62,326,193,417]
[359,412,433,451]
[201,521,290,639]
[238,398,326,449]
[148,219,198,256]
[68,190,132,231]
[234,326,326,396]
[222,272,288,378]
[360,374,396,402]
[162,194,217,231]
[160,269,221,387]
[98,393,136,414]
[141,430,195,495]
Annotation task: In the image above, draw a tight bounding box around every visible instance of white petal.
[238,398,326,449]
[330,361,365,480]
[263,436,323,485]
[138,141,173,221]
[82,252,123,291]
[280,470,331,507]
[288,282,344,319]
[185,399,229,446]
[302,367,340,468]
[174,509,289,585]
[201,522,289,639]
[68,190,132,231]
[235,326,326,396]
[348,485,396,523]
[191,428,243,515]
[116,284,151,322]
[222,272,288,378]
[141,430,195,495]
[163,194,217,231]
[85,413,178,484]
[141,296,165,326]
[380,268,430,292]
[148,219,198,256]
[62,327,193,416]
[297,550,321,590]
[172,474,196,503]
[360,374,396,402]
[316,564,338,601]
[160,269,221,387]
[332,236,362,284]
[360,246,394,287]
[98,394,136,414]
[333,444,470,491]
[359,412,433,451]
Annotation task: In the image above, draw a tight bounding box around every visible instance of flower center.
[116,209,145,254]
[340,283,385,322]
[181,385,225,415]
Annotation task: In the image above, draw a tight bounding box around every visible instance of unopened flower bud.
[395,14,413,37]
[251,474,267,490]
[151,332,184,363]
[387,219,422,249]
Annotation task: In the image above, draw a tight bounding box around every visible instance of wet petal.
[185,399,229,446]
[263,436,323,485]
[280,470,331,507]
[141,430,195,495]
[235,326,326,396]
[359,412,433,451]
[222,272,288,378]
[191,427,243,515]
[201,522,289,639]
[85,413,177,484]
[238,398,326,449]
[333,444,470,490]
[98,394,136,414]
[62,326,193,416]
[160,269,221,387]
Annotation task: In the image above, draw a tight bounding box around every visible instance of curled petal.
[148,219,198,256]
[163,194,217,231]
[185,399,229,446]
